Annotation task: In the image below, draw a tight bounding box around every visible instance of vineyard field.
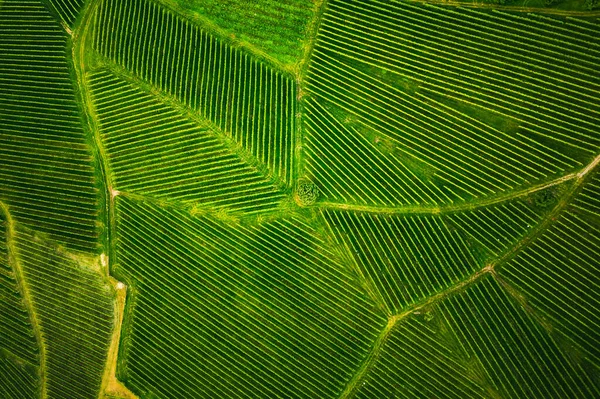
[0,0,599,398]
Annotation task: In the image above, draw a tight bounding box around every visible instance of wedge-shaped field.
[321,189,559,314]
[88,69,286,214]
[0,0,599,398]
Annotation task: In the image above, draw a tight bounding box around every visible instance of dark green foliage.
[585,0,599,9]
[0,0,100,252]
[296,180,320,205]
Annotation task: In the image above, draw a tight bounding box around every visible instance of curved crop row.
[304,0,600,206]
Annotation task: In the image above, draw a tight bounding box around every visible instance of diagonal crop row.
[88,69,286,215]
[91,0,297,184]
[113,196,386,398]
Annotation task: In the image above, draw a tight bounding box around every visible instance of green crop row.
[113,196,386,398]
[92,0,297,184]
[321,0,600,148]
[0,0,100,252]
[0,353,39,399]
[172,0,315,67]
[305,54,577,203]
[322,189,551,314]
[88,69,286,214]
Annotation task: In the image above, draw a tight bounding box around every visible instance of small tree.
[296,180,320,206]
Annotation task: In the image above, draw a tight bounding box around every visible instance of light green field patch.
[172,0,319,69]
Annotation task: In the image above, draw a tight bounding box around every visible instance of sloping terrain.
[0,0,599,398]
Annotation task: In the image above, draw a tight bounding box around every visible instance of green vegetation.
[306,0,599,205]
[0,0,100,252]
[113,196,384,398]
[356,276,599,398]
[171,0,318,68]
[500,172,600,371]
[0,209,40,399]
[88,69,286,214]
[0,353,39,399]
[0,0,599,397]
[296,180,320,205]
[15,226,114,399]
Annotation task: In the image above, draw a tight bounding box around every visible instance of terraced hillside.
[0,0,599,398]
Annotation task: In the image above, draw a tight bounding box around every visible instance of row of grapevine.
[0,209,40,398]
[500,170,600,375]
[356,276,599,398]
[304,0,599,206]
[92,0,297,184]
[320,0,600,150]
[0,0,100,252]
[46,0,85,27]
[322,190,552,314]
[113,196,386,398]
[15,226,114,399]
[88,69,286,214]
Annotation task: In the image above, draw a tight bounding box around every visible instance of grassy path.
[71,1,135,398]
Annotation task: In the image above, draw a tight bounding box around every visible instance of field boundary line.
[338,266,489,399]
[72,0,115,264]
[0,201,48,399]
[72,1,137,399]
[100,277,139,399]
[317,171,577,215]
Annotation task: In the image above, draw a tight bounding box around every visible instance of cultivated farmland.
[0,0,599,398]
